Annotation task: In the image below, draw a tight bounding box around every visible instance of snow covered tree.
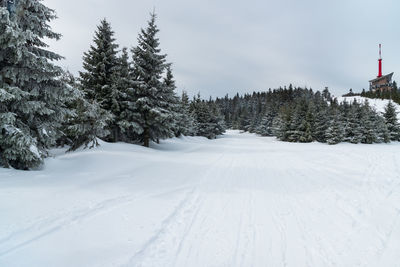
[191,95,225,139]
[256,106,275,136]
[286,99,313,143]
[383,101,399,141]
[154,65,180,140]
[313,107,329,143]
[130,12,175,147]
[209,101,226,137]
[79,19,120,141]
[299,108,314,143]
[60,71,113,151]
[66,96,113,151]
[115,48,143,142]
[80,18,119,106]
[112,47,136,142]
[326,113,344,145]
[360,103,378,144]
[343,102,363,144]
[275,105,293,141]
[0,0,76,169]
[238,108,252,132]
[175,91,196,136]
[375,114,390,143]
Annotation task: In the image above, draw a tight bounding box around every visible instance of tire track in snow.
[122,151,229,267]
[0,186,191,258]
[0,195,137,257]
[233,155,259,267]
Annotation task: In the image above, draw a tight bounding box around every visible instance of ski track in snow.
[1,130,400,266]
[0,187,190,258]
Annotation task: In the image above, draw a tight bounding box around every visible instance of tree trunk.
[143,127,150,147]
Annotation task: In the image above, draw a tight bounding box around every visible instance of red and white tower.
[369,44,394,92]
[378,44,382,78]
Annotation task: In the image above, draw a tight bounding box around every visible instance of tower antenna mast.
[378,44,382,78]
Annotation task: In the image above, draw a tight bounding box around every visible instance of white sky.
[44,0,400,98]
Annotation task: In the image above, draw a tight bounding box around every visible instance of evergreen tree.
[299,107,314,143]
[114,47,135,142]
[239,109,252,132]
[156,65,180,140]
[326,113,344,145]
[313,107,329,143]
[66,94,113,151]
[256,106,275,136]
[286,99,313,142]
[130,12,175,147]
[79,19,120,141]
[361,108,378,144]
[358,102,378,144]
[175,91,196,136]
[61,72,113,151]
[343,102,362,144]
[191,95,225,139]
[276,105,292,141]
[209,101,226,137]
[0,1,75,169]
[383,101,399,141]
[375,114,390,143]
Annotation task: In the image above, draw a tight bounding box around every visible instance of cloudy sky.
[44,0,399,98]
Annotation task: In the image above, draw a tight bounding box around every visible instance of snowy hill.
[336,95,400,118]
[1,131,400,266]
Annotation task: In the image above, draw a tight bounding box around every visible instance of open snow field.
[1,130,400,267]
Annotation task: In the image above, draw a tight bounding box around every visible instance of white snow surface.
[337,95,400,119]
[1,130,400,267]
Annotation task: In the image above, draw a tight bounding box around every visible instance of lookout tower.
[369,44,394,92]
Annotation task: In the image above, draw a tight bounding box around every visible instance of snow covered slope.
[337,95,400,118]
[1,131,400,266]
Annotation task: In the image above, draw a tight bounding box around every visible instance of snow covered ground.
[1,130,400,267]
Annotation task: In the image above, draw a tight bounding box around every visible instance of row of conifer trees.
[0,1,224,170]
[215,86,400,144]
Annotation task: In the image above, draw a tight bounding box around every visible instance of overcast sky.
[44,0,400,98]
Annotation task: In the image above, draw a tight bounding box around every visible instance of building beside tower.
[369,44,394,92]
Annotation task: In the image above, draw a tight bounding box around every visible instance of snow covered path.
[1,130,400,266]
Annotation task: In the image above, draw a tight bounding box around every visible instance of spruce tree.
[175,91,196,136]
[116,47,143,142]
[191,95,225,139]
[299,108,314,143]
[343,102,362,144]
[191,96,214,138]
[114,47,138,142]
[287,99,311,142]
[276,105,292,141]
[66,96,113,151]
[256,106,275,136]
[326,113,344,145]
[79,19,120,141]
[61,72,113,151]
[0,1,76,169]
[158,65,180,139]
[313,107,329,143]
[360,103,378,144]
[375,115,390,143]
[130,12,174,147]
[383,101,399,141]
[80,19,119,106]
[209,101,226,137]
